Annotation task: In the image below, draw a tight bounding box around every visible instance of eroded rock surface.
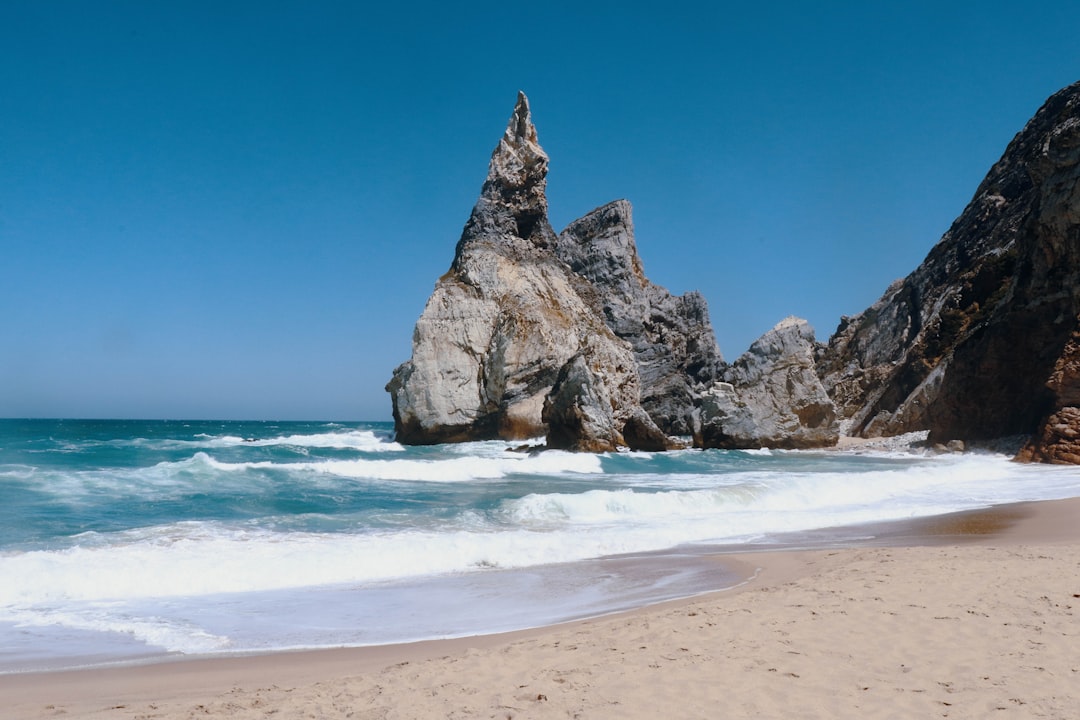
[1017,322,1080,463]
[700,317,838,449]
[554,200,724,435]
[542,354,620,453]
[386,92,662,448]
[818,80,1080,453]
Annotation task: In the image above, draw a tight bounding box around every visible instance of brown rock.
[542,354,621,453]
[1016,407,1080,464]
[621,407,683,451]
[1017,322,1080,462]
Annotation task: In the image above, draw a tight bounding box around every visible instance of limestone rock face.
[554,200,725,435]
[386,92,659,448]
[818,80,1080,451]
[700,317,838,449]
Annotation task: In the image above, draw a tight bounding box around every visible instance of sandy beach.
[4,497,1079,719]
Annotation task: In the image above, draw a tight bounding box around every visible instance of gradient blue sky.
[2,2,1078,421]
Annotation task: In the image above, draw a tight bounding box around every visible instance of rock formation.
[541,350,636,453]
[386,92,671,449]
[699,317,838,449]
[553,200,725,435]
[1015,323,1080,463]
[817,80,1080,455]
[387,82,1080,456]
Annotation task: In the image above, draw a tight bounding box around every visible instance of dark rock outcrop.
[818,80,1080,453]
[386,92,672,449]
[553,200,725,435]
[700,317,838,449]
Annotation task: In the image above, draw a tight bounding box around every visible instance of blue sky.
[2,2,1078,421]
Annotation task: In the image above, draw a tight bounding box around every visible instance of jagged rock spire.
[458,91,555,249]
[388,92,653,446]
[485,91,549,193]
[388,91,712,450]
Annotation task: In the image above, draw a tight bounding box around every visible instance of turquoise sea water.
[3,418,1080,673]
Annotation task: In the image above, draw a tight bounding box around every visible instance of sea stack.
[386,92,674,449]
[816,80,1080,459]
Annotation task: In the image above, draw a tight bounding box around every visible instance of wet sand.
[4,497,1079,719]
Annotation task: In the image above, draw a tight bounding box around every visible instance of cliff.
[817,80,1080,456]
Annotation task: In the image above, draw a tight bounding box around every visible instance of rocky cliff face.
[553,200,725,435]
[1015,324,1080,463]
[386,92,668,448]
[700,317,838,449]
[818,80,1080,452]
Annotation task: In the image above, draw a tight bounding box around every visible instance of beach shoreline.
[5,495,1078,719]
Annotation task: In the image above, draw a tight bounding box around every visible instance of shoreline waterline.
[0,495,1063,678]
[3,495,1077,720]
[5,420,1080,679]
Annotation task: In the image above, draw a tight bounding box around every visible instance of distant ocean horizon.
[3,418,1080,674]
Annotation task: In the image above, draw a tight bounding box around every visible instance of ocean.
[3,418,1080,674]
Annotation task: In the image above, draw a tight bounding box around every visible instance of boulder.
[621,407,683,451]
[541,330,666,453]
[541,354,620,453]
[700,317,838,449]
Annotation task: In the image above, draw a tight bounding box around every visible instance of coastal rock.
[1016,407,1080,464]
[1017,323,1080,463]
[542,344,676,452]
[554,200,725,435]
[817,80,1080,455]
[542,354,620,453]
[620,406,682,451]
[387,92,662,448]
[700,317,838,449]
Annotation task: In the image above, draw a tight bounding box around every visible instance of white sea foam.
[153,429,404,452]
[205,449,604,482]
[17,446,605,502]
[4,453,1079,612]
[5,451,1080,666]
[218,430,404,452]
[22,453,258,499]
[443,438,547,458]
[0,523,607,606]
[3,606,231,655]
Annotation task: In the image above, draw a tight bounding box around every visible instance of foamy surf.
[2,419,1080,672]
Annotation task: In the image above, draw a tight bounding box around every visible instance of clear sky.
[2,1,1078,421]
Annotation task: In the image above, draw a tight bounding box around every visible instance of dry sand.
[4,498,1079,720]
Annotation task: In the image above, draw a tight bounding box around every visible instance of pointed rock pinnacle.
[505,91,540,148]
[485,91,549,194]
